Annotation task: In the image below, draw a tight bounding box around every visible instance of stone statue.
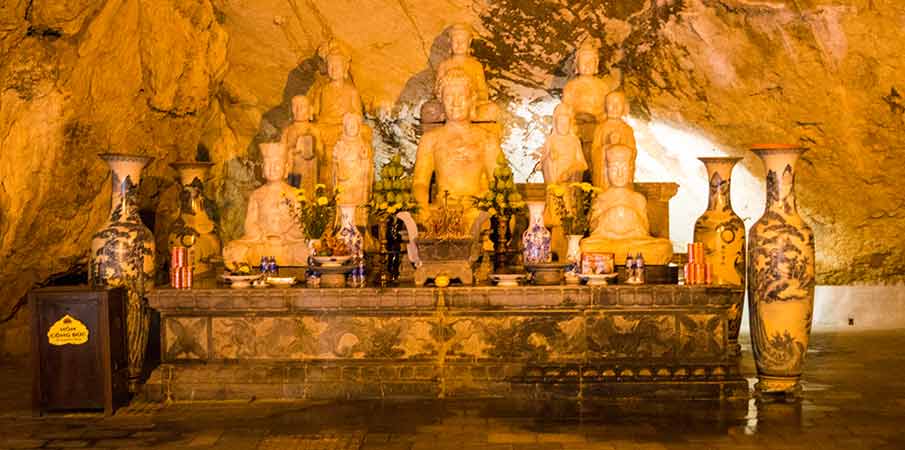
[580,144,673,265]
[539,103,588,257]
[561,39,621,166]
[540,103,587,186]
[223,142,308,266]
[308,40,369,188]
[435,23,500,124]
[413,68,501,228]
[590,91,636,188]
[281,95,324,193]
[333,113,374,209]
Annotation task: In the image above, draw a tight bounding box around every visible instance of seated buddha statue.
[223,142,308,266]
[580,144,673,265]
[434,23,500,125]
[413,68,501,230]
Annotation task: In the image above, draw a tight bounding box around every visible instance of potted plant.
[367,154,419,282]
[285,183,339,257]
[548,182,601,274]
[472,153,526,269]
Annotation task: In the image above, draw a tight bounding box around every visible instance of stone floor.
[1,331,904,449]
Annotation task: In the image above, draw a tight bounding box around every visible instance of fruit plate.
[220,273,263,289]
[312,255,352,267]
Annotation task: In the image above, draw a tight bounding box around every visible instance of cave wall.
[2,0,904,358]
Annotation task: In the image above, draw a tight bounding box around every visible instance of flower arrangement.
[367,154,418,219]
[548,182,602,236]
[285,183,339,240]
[472,153,526,217]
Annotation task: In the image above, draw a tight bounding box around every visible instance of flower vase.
[693,157,746,355]
[748,145,815,396]
[489,214,512,270]
[566,234,583,272]
[90,153,155,392]
[522,201,552,264]
[168,162,220,276]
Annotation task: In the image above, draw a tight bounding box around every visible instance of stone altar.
[145,284,746,401]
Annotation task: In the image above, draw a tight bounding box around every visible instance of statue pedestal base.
[580,237,673,265]
[414,260,473,287]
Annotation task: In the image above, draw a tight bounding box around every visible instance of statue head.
[323,41,351,82]
[342,112,361,138]
[605,91,628,118]
[291,95,312,122]
[575,39,599,76]
[260,142,290,183]
[448,23,474,57]
[438,68,475,122]
[604,144,635,188]
[552,103,574,136]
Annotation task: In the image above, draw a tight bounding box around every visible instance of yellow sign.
[47,314,89,346]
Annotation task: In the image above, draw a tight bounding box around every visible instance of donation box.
[30,287,129,416]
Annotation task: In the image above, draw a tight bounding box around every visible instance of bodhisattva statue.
[561,39,621,167]
[435,23,500,124]
[540,102,588,258]
[223,142,308,266]
[333,112,374,212]
[590,91,636,188]
[308,40,368,189]
[413,68,501,229]
[580,144,673,264]
[281,95,324,193]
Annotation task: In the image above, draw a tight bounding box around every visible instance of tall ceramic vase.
[522,201,552,264]
[748,145,815,396]
[168,162,221,276]
[693,157,746,355]
[90,153,156,392]
[337,205,364,259]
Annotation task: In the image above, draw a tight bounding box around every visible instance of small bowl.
[312,255,352,267]
[220,273,262,289]
[580,273,618,286]
[490,274,526,287]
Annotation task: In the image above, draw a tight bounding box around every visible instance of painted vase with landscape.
[693,157,746,354]
[747,145,815,395]
[522,201,552,264]
[90,153,156,391]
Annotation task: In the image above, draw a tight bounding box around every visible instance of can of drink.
[184,266,193,289]
[172,267,183,289]
[687,243,696,263]
[694,263,706,285]
[171,246,187,268]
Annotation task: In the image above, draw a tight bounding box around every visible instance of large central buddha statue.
[580,144,673,265]
[413,68,501,228]
[223,142,308,266]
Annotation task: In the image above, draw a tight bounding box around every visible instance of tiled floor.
[1,331,904,449]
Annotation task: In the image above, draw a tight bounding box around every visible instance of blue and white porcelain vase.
[748,144,815,396]
[337,204,363,260]
[522,201,552,264]
[90,153,155,392]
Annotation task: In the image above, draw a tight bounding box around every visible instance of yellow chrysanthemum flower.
[317,196,328,206]
[580,182,592,192]
[553,186,566,197]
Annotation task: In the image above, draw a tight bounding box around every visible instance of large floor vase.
[90,153,156,392]
[693,157,746,355]
[747,145,815,395]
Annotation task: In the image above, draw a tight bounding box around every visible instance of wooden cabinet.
[30,287,129,416]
